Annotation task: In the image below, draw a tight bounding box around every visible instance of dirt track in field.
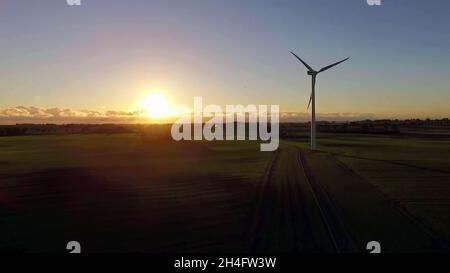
[248,143,448,253]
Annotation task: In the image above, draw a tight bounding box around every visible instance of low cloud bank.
[0,106,377,124]
[0,106,142,124]
[280,112,376,122]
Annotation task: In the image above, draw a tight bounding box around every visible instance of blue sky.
[1,0,450,122]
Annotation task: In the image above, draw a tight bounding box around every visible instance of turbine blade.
[290,51,314,72]
[318,57,350,73]
[307,93,312,110]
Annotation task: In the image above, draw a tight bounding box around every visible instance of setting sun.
[141,93,171,118]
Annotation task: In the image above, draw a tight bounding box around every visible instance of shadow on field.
[319,151,450,175]
[0,166,254,253]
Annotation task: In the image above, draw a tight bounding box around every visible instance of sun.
[141,93,170,118]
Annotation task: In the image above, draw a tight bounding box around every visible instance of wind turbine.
[290,52,349,150]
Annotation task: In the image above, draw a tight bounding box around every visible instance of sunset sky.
[1,0,450,123]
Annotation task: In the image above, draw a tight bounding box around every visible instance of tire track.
[248,147,315,252]
[248,146,338,252]
[247,149,279,252]
[297,149,360,253]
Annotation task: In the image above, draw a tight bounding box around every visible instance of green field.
[287,134,450,243]
[0,134,271,252]
[1,133,450,252]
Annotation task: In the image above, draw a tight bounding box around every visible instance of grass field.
[0,134,271,252]
[288,134,450,245]
[1,132,450,252]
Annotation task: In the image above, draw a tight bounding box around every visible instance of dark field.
[1,131,450,253]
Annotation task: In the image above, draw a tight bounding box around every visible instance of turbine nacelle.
[290,51,349,77]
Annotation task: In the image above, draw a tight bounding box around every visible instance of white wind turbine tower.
[290,52,349,150]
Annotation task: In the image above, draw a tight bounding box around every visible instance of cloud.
[0,106,143,124]
[0,106,377,124]
[280,111,376,122]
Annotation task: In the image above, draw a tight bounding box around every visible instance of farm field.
[0,134,271,252]
[288,134,450,246]
[1,132,450,252]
